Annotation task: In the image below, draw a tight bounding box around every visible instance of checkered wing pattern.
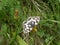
[23,16,40,33]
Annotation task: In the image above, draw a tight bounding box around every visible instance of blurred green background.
[0,0,60,45]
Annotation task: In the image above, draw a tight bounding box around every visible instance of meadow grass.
[0,0,60,45]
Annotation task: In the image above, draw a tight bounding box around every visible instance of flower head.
[14,10,19,20]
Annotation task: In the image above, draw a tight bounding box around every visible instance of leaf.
[1,24,7,34]
[58,41,60,45]
[1,24,8,39]
[37,30,45,37]
[29,37,34,45]
[1,0,8,6]
[17,35,28,45]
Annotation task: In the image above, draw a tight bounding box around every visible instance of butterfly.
[23,16,40,33]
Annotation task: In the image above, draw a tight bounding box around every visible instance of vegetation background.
[0,0,60,45]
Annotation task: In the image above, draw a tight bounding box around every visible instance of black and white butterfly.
[23,16,40,33]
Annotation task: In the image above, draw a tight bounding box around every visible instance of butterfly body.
[23,16,40,33]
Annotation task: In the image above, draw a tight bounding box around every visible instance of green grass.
[0,0,60,45]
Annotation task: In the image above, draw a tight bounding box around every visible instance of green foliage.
[0,0,60,45]
[17,35,28,45]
